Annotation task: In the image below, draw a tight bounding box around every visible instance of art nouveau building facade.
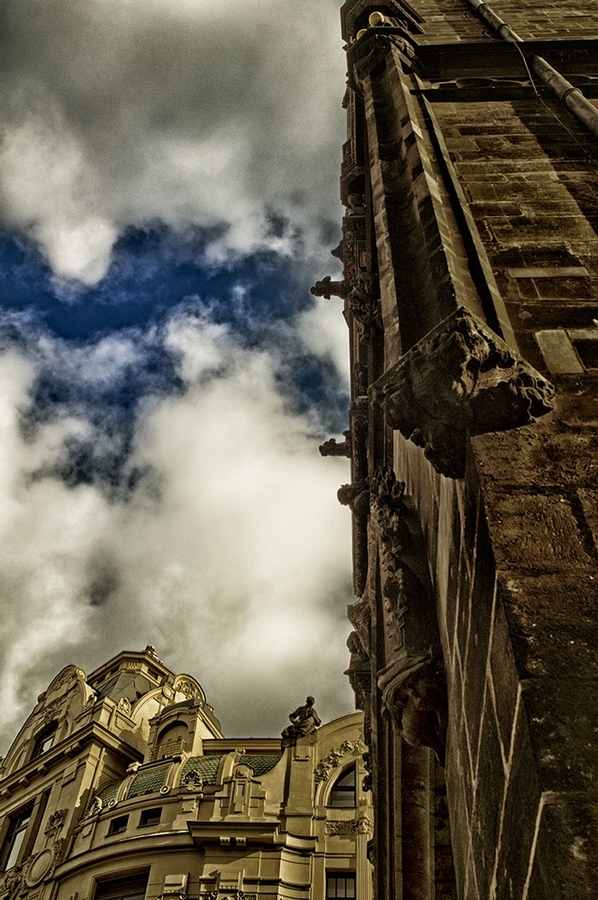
[0,648,372,900]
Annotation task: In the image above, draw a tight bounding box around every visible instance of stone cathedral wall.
[338,1,598,896]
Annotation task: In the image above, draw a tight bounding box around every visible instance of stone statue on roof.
[281,696,322,749]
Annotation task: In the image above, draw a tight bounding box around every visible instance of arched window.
[30,721,58,760]
[328,765,356,808]
[155,721,188,758]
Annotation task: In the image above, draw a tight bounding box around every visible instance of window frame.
[327,764,357,808]
[94,871,149,900]
[30,721,59,761]
[0,802,35,871]
[326,872,356,900]
[106,815,129,837]
[138,808,162,828]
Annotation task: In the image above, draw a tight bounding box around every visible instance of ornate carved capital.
[371,307,555,479]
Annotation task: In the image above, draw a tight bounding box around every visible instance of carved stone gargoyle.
[310,276,347,299]
[344,630,371,712]
[337,480,370,516]
[319,430,351,458]
[379,650,447,766]
[370,307,555,479]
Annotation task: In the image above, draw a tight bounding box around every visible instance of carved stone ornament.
[319,430,351,458]
[182,771,204,792]
[83,796,103,818]
[51,838,67,865]
[310,276,347,299]
[369,468,449,762]
[43,809,66,837]
[378,651,447,766]
[347,597,372,658]
[344,631,371,712]
[325,815,373,836]
[175,677,201,699]
[0,863,25,900]
[350,30,416,89]
[371,307,555,479]
[199,893,255,900]
[314,740,365,785]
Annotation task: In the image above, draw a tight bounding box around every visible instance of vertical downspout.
[463,0,598,141]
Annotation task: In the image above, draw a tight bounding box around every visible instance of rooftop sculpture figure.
[280,696,321,749]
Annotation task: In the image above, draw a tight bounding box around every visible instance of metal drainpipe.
[463,0,598,141]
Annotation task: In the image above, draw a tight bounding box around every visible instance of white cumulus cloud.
[0,318,354,748]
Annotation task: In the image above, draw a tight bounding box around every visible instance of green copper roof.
[240,754,281,776]
[97,780,120,803]
[180,755,222,785]
[129,764,169,797]
[179,754,281,786]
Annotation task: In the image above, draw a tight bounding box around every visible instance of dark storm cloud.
[0,0,345,283]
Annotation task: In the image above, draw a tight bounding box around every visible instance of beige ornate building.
[0,647,372,900]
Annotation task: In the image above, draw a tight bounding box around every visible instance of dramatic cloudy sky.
[0,0,354,749]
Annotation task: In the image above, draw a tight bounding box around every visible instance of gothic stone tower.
[325,1,598,898]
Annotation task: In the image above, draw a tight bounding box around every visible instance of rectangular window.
[326,873,356,899]
[0,804,34,871]
[30,722,58,761]
[107,815,129,836]
[139,808,161,827]
[95,872,149,900]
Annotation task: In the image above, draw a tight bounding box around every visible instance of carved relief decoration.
[44,809,66,837]
[182,771,204,793]
[314,740,365,785]
[0,862,26,900]
[0,841,65,900]
[344,631,371,712]
[199,893,256,900]
[368,467,449,763]
[174,677,201,699]
[325,815,373,836]
[371,307,555,479]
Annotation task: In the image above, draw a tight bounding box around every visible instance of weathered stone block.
[493,701,542,900]
[529,793,598,900]
[522,678,598,792]
[482,492,592,571]
[469,702,506,897]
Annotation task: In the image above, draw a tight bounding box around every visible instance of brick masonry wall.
[404,0,598,42]
[392,91,598,897]
[488,1,598,41]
